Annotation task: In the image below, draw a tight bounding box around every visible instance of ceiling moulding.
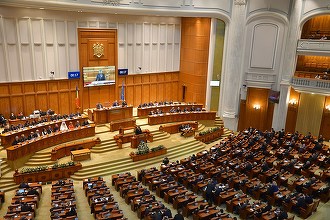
[0,0,231,21]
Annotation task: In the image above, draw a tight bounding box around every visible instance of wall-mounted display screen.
[83,66,116,87]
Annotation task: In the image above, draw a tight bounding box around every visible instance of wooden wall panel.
[117,72,179,106]
[301,15,330,39]
[0,97,10,117]
[0,79,79,118]
[24,84,35,93]
[179,17,210,105]
[10,96,24,114]
[59,92,70,114]
[285,88,300,133]
[134,85,142,106]
[24,95,36,115]
[296,55,330,72]
[49,93,59,113]
[150,84,157,102]
[36,94,47,110]
[320,96,330,140]
[78,29,118,110]
[237,88,274,131]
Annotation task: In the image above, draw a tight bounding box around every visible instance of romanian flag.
[120,80,125,101]
[75,85,80,109]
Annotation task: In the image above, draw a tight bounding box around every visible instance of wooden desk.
[51,138,100,161]
[8,114,52,126]
[88,106,133,124]
[159,121,198,134]
[195,128,224,143]
[6,125,95,167]
[193,208,218,220]
[71,149,91,161]
[1,115,88,148]
[114,130,153,149]
[110,118,136,132]
[148,111,217,125]
[13,163,82,184]
[183,200,208,217]
[138,103,203,117]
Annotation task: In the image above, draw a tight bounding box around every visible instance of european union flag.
[120,81,125,101]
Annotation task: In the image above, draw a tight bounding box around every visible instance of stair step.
[25,161,54,166]
[71,140,204,180]
[27,157,52,162]
[90,146,119,153]
[2,184,19,192]
[71,143,204,180]
[30,153,51,158]
[1,167,12,175]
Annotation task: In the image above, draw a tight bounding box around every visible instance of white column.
[220,0,247,131]
[272,0,303,131]
[205,18,217,111]
[272,82,291,131]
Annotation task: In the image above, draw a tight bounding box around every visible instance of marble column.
[272,0,303,131]
[205,18,217,111]
[220,0,247,131]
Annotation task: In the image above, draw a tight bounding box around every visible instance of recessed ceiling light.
[39,7,44,10]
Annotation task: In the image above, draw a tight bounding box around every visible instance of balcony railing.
[297,39,330,55]
[291,76,330,95]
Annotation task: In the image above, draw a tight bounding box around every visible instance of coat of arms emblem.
[93,43,104,58]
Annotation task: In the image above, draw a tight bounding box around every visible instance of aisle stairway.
[0,159,18,192]
[70,139,205,180]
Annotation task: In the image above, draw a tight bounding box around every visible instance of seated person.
[20,134,27,142]
[19,182,30,188]
[95,69,106,81]
[135,126,143,135]
[41,128,48,136]
[47,109,55,115]
[34,130,41,138]
[267,181,279,195]
[54,124,60,133]
[60,121,68,131]
[12,136,20,145]
[9,112,16,120]
[0,114,7,127]
[2,125,10,133]
[47,126,53,134]
[17,112,24,119]
[163,157,169,165]
[96,102,103,109]
[121,100,127,107]
[28,132,35,140]
[82,119,90,126]
[113,100,119,107]
[75,120,80,128]
[65,207,77,217]
[68,122,74,130]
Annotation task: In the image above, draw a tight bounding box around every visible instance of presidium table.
[87,106,133,124]
[148,111,217,125]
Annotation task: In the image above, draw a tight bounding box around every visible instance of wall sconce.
[326,105,330,111]
[253,104,261,110]
[289,99,298,106]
